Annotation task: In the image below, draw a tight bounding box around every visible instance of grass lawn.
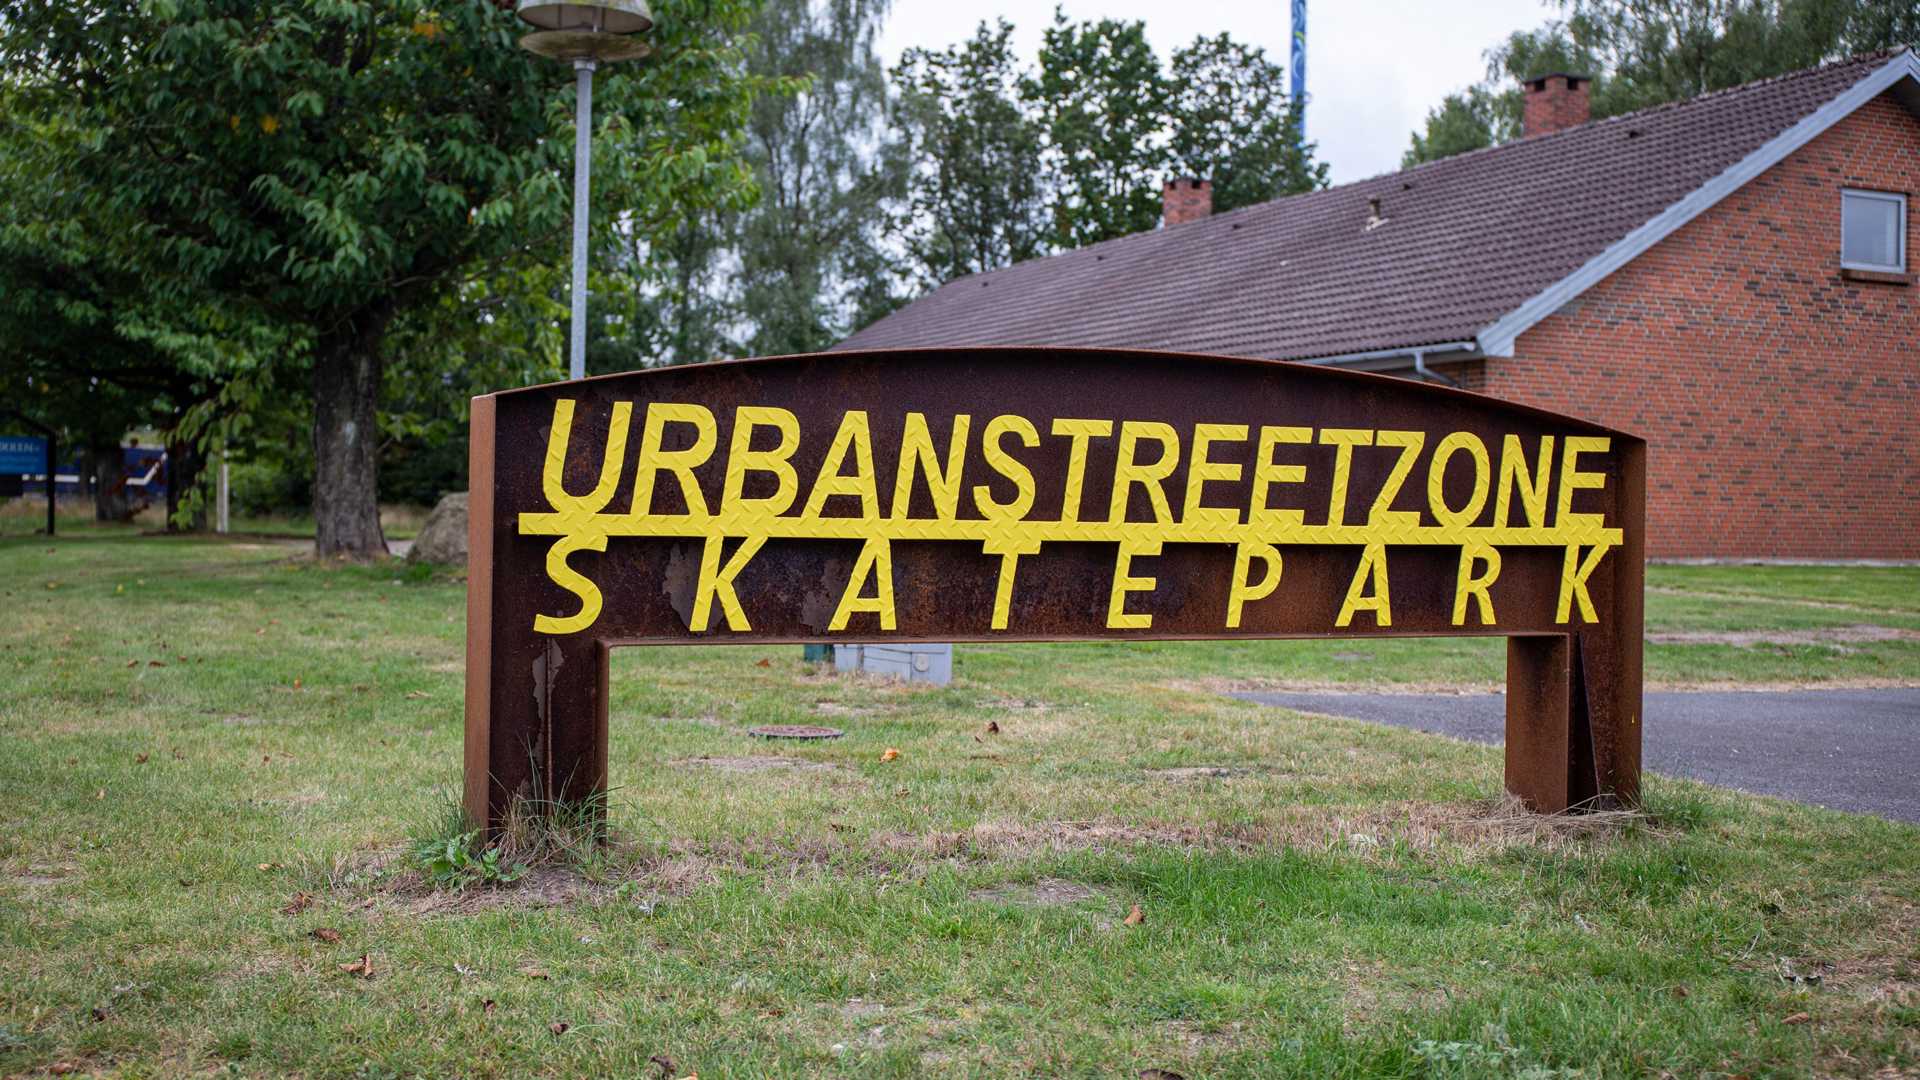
[1,532,1916,1077]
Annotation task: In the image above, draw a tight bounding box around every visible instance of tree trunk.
[165,437,207,532]
[90,439,131,523]
[312,310,390,559]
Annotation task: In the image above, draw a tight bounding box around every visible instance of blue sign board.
[0,434,48,475]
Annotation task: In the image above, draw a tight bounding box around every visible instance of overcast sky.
[875,0,1555,185]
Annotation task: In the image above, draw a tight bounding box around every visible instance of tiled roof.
[837,51,1907,361]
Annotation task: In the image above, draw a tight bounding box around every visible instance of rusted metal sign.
[466,348,1643,829]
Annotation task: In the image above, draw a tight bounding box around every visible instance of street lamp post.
[515,2,654,382]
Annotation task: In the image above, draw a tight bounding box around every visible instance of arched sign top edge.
[481,346,1647,446]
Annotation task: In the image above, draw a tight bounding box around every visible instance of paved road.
[1228,688,1920,822]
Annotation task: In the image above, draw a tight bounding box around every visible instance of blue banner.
[0,434,47,475]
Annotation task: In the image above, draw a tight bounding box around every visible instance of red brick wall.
[1481,91,1920,559]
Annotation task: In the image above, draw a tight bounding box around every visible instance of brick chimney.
[1522,73,1591,137]
[1162,177,1212,227]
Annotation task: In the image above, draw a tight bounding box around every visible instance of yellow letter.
[1050,418,1113,522]
[828,538,896,631]
[1452,544,1500,626]
[1226,542,1282,628]
[803,411,878,520]
[1319,428,1373,528]
[1184,423,1248,529]
[1107,541,1161,629]
[1249,425,1311,530]
[1555,543,1609,624]
[1335,543,1392,628]
[541,399,632,518]
[1556,436,1611,534]
[1368,430,1425,532]
[973,414,1039,520]
[1428,431,1492,530]
[532,534,608,635]
[1495,434,1554,528]
[1108,421,1180,525]
[634,403,716,517]
[892,412,970,520]
[690,535,767,632]
[719,406,801,522]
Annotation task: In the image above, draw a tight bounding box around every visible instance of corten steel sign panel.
[465,348,1644,830]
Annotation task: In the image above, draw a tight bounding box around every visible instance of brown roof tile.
[837,51,1904,360]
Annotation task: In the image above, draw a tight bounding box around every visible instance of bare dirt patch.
[672,755,842,774]
[1145,766,1260,781]
[1180,676,1505,697]
[886,798,1649,863]
[1647,625,1918,648]
[968,877,1106,906]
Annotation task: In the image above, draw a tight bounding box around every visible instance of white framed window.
[1841,188,1906,272]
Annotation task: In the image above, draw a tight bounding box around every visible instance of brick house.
[838,51,1920,559]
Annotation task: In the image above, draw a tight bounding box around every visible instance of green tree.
[1406,0,1918,166]
[1,0,769,557]
[1167,34,1328,211]
[733,0,904,356]
[893,19,1051,287]
[1027,11,1171,247]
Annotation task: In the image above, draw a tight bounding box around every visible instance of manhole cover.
[748,724,844,740]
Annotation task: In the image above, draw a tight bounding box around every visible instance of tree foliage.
[1167,34,1328,213]
[893,20,1051,289]
[1405,0,1920,167]
[733,0,904,356]
[1,0,771,554]
[1027,13,1171,248]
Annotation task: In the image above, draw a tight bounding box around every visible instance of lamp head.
[515,1,654,63]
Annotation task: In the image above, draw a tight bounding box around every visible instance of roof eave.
[1474,50,1920,358]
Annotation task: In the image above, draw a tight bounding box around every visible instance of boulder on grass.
[407,492,469,565]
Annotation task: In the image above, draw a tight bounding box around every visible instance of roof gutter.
[1298,339,1481,374]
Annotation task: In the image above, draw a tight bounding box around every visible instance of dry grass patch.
[967,878,1107,907]
[671,755,844,774]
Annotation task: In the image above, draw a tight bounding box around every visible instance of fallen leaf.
[257,862,282,872]
[521,967,551,980]
[549,1021,570,1036]
[482,998,497,1015]
[292,677,302,690]
[1782,1012,1811,1025]
[1140,1070,1186,1080]
[48,1063,79,1075]
[125,659,138,668]
[985,720,1000,734]
[310,927,343,943]
[339,954,375,978]
[94,788,105,800]
[455,963,476,977]
[1669,984,1689,999]
[755,658,771,667]
[146,659,165,668]
[135,753,149,764]
[282,892,314,916]
[880,747,900,763]
[1124,903,1145,927]
[405,690,431,699]
[649,1054,677,1078]
[90,1005,110,1022]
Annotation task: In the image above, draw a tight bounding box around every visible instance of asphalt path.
[1227,688,1920,822]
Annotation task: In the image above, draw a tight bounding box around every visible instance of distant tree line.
[1405,0,1919,166]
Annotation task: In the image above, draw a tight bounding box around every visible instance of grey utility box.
[832,643,953,685]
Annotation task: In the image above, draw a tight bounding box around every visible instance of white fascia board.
[1474,52,1920,358]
